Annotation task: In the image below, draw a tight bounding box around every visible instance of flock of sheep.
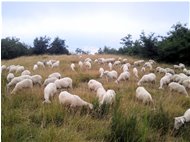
[1,55,190,130]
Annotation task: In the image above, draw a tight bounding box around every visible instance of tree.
[75,48,88,54]
[33,36,50,55]
[48,37,69,55]
[98,48,103,54]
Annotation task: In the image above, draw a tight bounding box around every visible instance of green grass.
[1,54,190,142]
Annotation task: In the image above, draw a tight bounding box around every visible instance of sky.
[2,2,189,54]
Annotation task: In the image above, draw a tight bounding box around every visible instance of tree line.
[1,36,69,59]
[98,23,190,65]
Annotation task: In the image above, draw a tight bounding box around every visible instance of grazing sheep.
[182,79,190,89]
[166,68,175,74]
[84,61,92,70]
[84,58,92,63]
[141,67,146,72]
[78,61,83,69]
[21,70,31,76]
[159,73,173,89]
[99,67,104,78]
[113,61,121,66]
[174,108,190,130]
[121,64,129,72]
[59,91,93,109]
[143,62,153,70]
[31,75,43,85]
[11,79,33,94]
[88,79,103,92]
[100,89,116,105]
[133,67,139,78]
[46,60,53,67]
[54,77,73,89]
[16,66,25,73]
[7,73,14,82]
[149,59,156,64]
[43,77,58,87]
[33,64,38,70]
[174,65,181,70]
[136,87,154,107]
[168,82,189,97]
[70,63,75,71]
[122,58,128,63]
[8,65,17,73]
[1,65,7,72]
[48,72,61,79]
[115,71,130,84]
[156,67,167,74]
[52,60,60,68]
[183,68,190,76]
[43,83,57,103]
[96,87,106,102]
[108,62,112,70]
[179,63,185,69]
[134,60,144,66]
[137,73,156,86]
[37,61,45,68]
[103,70,118,82]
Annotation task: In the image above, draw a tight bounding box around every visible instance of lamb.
[136,86,154,108]
[33,64,38,70]
[159,73,173,89]
[43,77,58,87]
[43,83,57,103]
[70,63,76,71]
[59,91,93,109]
[96,87,106,102]
[88,79,103,92]
[52,60,60,68]
[84,61,91,70]
[21,70,31,76]
[100,89,116,105]
[37,61,45,68]
[133,67,139,78]
[168,82,189,97]
[48,72,61,79]
[137,73,156,86]
[108,62,112,70]
[7,73,14,82]
[115,71,130,84]
[174,108,190,130]
[31,75,43,85]
[54,77,73,89]
[11,79,33,94]
[103,70,118,82]
[99,67,104,78]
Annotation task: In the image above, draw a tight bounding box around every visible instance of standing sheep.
[7,73,14,82]
[43,77,58,87]
[52,61,60,68]
[108,62,112,70]
[115,71,130,84]
[21,70,31,76]
[159,73,173,89]
[137,73,156,86]
[133,67,139,78]
[103,70,118,82]
[168,82,189,97]
[70,63,76,71]
[33,64,38,71]
[43,83,57,103]
[99,67,104,78]
[100,89,116,106]
[88,79,103,92]
[48,72,61,79]
[54,77,73,89]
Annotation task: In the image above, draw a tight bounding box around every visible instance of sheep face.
[174,117,185,130]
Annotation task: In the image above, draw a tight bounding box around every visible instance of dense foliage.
[98,23,190,65]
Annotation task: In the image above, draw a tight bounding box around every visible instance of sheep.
[99,67,104,78]
[43,77,58,87]
[134,60,144,66]
[84,61,91,70]
[78,61,83,70]
[182,79,190,89]
[52,60,60,68]
[70,63,76,71]
[100,89,116,105]
[166,68,175,74]
[11,79,33,95]
[8,65,17,73]
[137,73,156,86]
[174,108,190,130]
[96,87,106,102]
[113,61,121,66]
[37,61,45,68]
[159,73,173,89]
[88,79,103,92]
[84,58,92,63]
[48,72,61,79]
[179,63,185,69]
[103,70,118,82]
[121,64,129,72]
[54,77,73,90]
[143,62,153,70]
[108,62,112,70]
[168,82,189,97]
[174,65,181,70]
[133,67,139,78]
[149,59,156,64]
[7,73,14,82]
[141,67,146,72]
[59,91,93,109]
[122,58,128,63]
[21,70,31,76]
[43,83,57,103]
[115,71,130,84]
[33,64,38,70]
[136,86,154,108]
[1,65,7,72]
[31,75,43,85]
[16,66,25,73]
[156,67,167,74]
[183,68,190,76]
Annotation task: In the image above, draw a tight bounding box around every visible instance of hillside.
[1,54,190,142]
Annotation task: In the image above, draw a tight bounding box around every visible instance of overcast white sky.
[2,2,189,53]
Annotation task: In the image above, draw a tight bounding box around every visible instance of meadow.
[1,54,190,142]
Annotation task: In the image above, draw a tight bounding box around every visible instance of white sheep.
[84,58,92,63]
[141,67,146,72]
[179,63,185,69]
[96,87,106,102]
[166,68,175,74]
[11,79,33,94]
[59,91,93,109]
[48,72,61,79]
[55,77,73,89]
[174,108,190,130]
[70,63,76,71]
[174,65,181,70]
[136,87,154,107]
[113,61,121,66]
[1,65,7,72]
[16,65,25,73]
[43,83,57,103]
[183,68,190,76]
[133,67,139,78]
[137,73,156,86]
[37,61,45,68]
[156,67,167,74]
[108,62,112,70]
[7,73,14,82]
[8,65,17,73]
[115,71,130,84]
[100,89,116,105]
[143,62,153,70]
[99,67,104,78]
[159,73,173,89]
[168,82,189,97]
[134,60,144,66]
[43,77,58,87]
[78,61,83,69]
[33,64,38,70]
[84,61,91,70]
[31,75,43,85]
[182,79,190,89]
[121,64,129,72]
[103,70,118,82]
[52,60,60,68]
[122,58,128,63]
[88,79,103,92]
[21,70,31,76]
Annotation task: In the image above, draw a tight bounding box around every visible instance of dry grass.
[1,54,190,142]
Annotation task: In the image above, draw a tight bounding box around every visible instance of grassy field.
[1,54,190,142]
